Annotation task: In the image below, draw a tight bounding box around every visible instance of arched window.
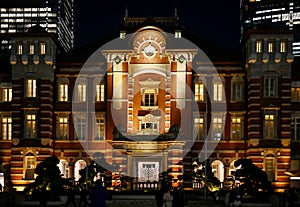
[74,159,87,181]
[211,160,224,182]
[58,159,69,178]
[265,154,276,182]
[24,152,35,180]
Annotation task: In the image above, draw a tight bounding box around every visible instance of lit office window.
[57,116,69,140]
[95,114,105,140]
[195,83,204,102]
[213,82,224,102]
[26,114,36,138]
[2,117,12,140]
[264,113,276,139]
[77,84,86,102]
[40,42,46,55]
[231,115,244,140]
[291,87,300,102]
[1,87,12,102]
[194,116,205,140]
[27,79,37,97]
[59,84,68,102]
[264,77,277,97]
[256,40,263,53]
[96,84,105,102]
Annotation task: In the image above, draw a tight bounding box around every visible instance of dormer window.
[280,40,287,53]
[175,30,181,38]
[256,40,263,53]
[29,44,34,55]
[17,43,23,55]
[40,42,46,55]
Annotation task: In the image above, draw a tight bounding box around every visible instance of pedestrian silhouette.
[89,180,107,207]
[163,188,173,207]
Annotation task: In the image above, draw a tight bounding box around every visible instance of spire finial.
[125,9,128,18]
[174,8,177,17]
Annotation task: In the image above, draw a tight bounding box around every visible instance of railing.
[132,181,159,191]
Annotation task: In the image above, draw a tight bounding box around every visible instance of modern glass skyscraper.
[0,0,74,52]
[240,0,300,56]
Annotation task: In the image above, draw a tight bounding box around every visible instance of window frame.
[264,76,277,97]
[195,82,205,102]
[26,79,37,98]
[1,116,12,140]
[230,114,244,140]
[263,111,277,139]
[25,113,37,138]
[56,114,69,140]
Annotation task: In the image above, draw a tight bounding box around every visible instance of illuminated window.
[175,30,181,38]
[231,82,243,102]
[1,87,12,102]
[256,40,263,53]
[59,84,68,102]
[29,44,34,55]
[74,160,87,181]
[211,160,224,182]
[291,117,300,140]
[96,83,105,102]
[26,114,36,138]
[77,84,86,102]
[264,76,277,97]
[76,114,86,140]
[268,41,274,53]
[213,82,224,102]
[1,117,11,140]
[40,42,46,54]
[194,115,205,140]
[95,114,105,140]
[231,115,244,140]
[291,87,300,101]
[25,153,35,180]
[280,40,287,53]
[58,160,69,179]
[140,114,159,133]
[195,83,205,102]
[212,114,224,140]
[264,112,276,139]
[17,43,22,55]
[56,116,69,140]
[265,154,276,182]
[27,79,37,97]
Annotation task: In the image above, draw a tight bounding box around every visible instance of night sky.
[74,0,241,50]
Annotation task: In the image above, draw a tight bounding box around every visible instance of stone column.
[127,151,132,177]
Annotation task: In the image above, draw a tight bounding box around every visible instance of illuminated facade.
[240,0,300,56]
[0,14,299,193]
[0,0,74,52]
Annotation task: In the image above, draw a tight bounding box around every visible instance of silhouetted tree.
[234,159,273,194]
[24,156,67,202]
[192,159,220,192]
